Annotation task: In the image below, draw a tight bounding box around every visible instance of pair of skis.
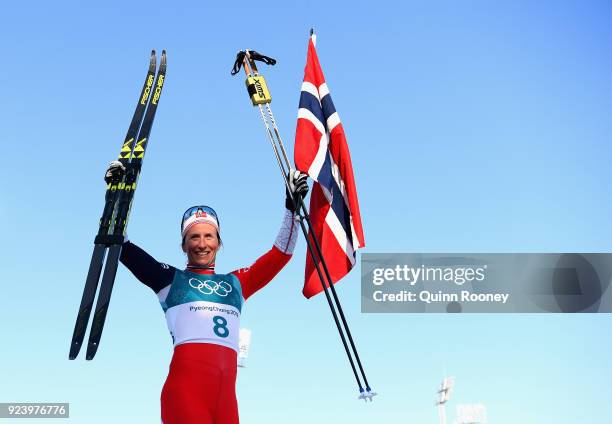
[69,50,167,360]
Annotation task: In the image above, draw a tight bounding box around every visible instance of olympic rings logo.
[188,278,233,297]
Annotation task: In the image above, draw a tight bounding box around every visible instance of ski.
[85,50,167,360]
[69,50,160,360]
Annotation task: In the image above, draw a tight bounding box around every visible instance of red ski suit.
[120,210,298,423]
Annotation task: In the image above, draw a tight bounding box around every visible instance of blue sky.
[1,0,611,422]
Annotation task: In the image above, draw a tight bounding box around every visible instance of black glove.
[285,169,309,212]
[104,160,126,184]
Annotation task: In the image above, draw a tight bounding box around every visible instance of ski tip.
[160,50,167,67]
[149,50,157,71]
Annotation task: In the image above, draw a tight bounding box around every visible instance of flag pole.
[232,47,375,400]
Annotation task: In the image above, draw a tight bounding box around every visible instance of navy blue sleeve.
[119,241,175,294]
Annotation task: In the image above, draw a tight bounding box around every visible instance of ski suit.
[119,210,298,424]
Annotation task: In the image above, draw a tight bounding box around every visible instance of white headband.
[181,213,220,238]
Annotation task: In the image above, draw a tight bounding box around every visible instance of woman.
[105,161,308,423]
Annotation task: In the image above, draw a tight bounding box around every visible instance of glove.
[285,169,309,212]
[104,160,126,184]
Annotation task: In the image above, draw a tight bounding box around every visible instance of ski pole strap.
[230,50,276,75]
[231,51,246,75]
[249,50,276,66]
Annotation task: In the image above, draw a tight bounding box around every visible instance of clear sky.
[1,0,611,423]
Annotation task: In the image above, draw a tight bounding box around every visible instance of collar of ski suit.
[185,266,215,275]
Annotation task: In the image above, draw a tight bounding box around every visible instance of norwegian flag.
[294,34,365,299]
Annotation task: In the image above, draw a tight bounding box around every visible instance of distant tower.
[435,377,455,424]
[456,404,487,424]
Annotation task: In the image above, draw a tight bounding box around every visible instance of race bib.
[165,301,240,351]
[162,271,244,352]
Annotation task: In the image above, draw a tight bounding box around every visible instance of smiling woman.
[183,223,219,266]
[102,161,309,424]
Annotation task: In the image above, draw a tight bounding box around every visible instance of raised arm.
[120,241,175,294]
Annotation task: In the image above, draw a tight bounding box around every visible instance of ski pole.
[251,51,374,392]
[233,50,375,399]
[244,51,373,392]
